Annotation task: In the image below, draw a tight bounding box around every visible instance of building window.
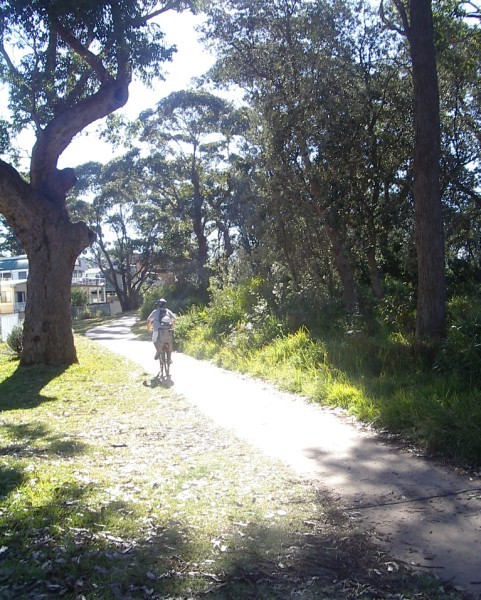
[0,272,12,280]
[1,291,12,303]
[18,271,27,279]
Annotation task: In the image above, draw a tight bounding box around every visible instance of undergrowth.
[174,282,481,468]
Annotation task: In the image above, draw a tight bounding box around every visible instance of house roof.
[0,255,29,271]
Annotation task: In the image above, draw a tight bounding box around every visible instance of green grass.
[0,334,463,599]
[175,311,481,468]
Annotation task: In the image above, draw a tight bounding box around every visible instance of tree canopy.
[0,0,195,365]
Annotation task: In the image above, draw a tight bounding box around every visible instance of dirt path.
[87,316,481,599]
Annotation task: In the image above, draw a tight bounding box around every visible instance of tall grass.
[174,283,481,468]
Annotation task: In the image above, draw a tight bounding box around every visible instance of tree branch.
[51,18,114,85]
[379,0,409,37]
[138,0,191,26]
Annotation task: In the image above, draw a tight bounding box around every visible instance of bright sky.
[57,10,215,168]
[0,10,213,170]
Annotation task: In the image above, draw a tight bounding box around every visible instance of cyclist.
[147,298,176,361]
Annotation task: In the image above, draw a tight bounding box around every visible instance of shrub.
[6,324,23,355]
[434,295,481,383]
[71,288,89,307]
[376,277,416,334]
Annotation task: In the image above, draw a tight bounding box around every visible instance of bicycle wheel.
[161,344,170,379]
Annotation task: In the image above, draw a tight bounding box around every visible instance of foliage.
[70,288,89,307]
[177,279,481,466]
[434,294,481,383]
[375,277,416,334]
[139,284,167,320]
[138,90,250,294]
[6,324,23,355]
[70,154,184,313]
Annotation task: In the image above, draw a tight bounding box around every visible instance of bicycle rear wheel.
[160,344,170,379]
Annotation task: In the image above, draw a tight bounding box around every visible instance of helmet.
[161,316,171,326]
[156,298,167,307]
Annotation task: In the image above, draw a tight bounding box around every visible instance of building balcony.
[14,302,26,313]
[71,277,106,286]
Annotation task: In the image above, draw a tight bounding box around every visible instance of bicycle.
[155,327,173,381]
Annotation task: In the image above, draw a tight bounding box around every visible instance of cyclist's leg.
[153,330,160,359]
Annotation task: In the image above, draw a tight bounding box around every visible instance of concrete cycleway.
[87,316,481,598]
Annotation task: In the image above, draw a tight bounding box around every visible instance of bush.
[6,324,23,355]
[71,288,89,307]
[434,299,481,383]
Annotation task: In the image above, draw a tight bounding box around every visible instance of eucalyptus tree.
[71,155,180,311]
[379,0,447,340]
[202,0,359,310]
[203,0,418,314]
[139,89,248,295]
[0,0,193,366]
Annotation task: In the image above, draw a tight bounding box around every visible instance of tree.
[0,0,192,365]
[204,0,390,312]
[381,0,447,340]
[71,155,183,311]
[140,89,248,296]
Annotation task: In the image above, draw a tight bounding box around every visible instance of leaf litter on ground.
[0,335,468,599]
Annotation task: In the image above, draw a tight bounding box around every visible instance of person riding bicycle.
[147,298,176,361]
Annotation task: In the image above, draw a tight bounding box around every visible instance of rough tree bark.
[388,0,446,340]
[0,77,130,365]
[408,0,446,339]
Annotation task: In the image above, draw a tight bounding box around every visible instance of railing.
[71,277,106,286]
[14,302,26,313]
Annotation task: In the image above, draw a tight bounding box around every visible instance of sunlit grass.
[3,334,451,599]
[175,311,481,467]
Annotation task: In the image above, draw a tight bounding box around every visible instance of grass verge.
[0,324,461,598]
[174,312,481,469]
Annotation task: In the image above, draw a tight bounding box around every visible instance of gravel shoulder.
[87,316,481,599]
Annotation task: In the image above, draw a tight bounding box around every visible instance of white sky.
[0,10,215,170]
[58,10,215,168]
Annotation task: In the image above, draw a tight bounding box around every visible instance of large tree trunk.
[20,195,94,366]
[0,162,95,365]
[392,0,446,340]
[23,222,91,365]
[409,0,446,340]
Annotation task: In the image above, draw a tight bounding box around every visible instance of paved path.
[87,316,481,598]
